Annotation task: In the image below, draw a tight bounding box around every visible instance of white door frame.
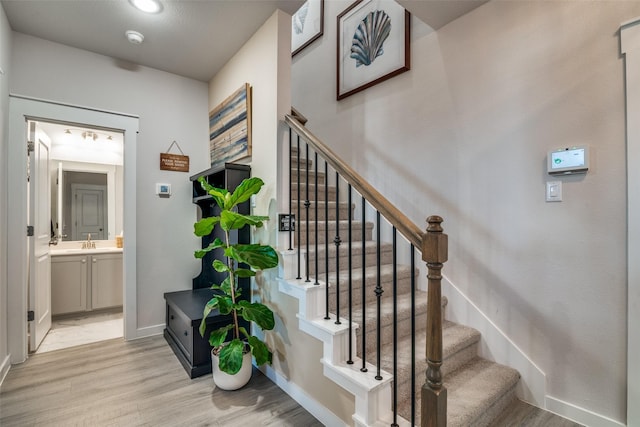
[8,95,138,363]
[621,17,640,427]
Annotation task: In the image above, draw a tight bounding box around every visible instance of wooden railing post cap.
[422,216,448,264]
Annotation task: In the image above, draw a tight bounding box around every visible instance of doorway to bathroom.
[7,96,138,363]
[34,119,125,354]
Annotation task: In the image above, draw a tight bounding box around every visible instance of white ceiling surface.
[1,0,305,83]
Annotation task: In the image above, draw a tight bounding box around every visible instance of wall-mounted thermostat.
[156,183,171,197]
[548,145,589,175]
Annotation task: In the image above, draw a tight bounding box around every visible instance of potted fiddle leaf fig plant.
[194,176,279,390]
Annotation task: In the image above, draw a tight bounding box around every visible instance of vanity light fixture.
[126,30,145,45]
[82,131,98,142]
[129,0,162,14]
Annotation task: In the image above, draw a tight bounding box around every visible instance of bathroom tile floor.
[36,310,123,354]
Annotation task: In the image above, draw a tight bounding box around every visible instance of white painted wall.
[0,3,13,384]
[9,33,209,337]
[292,1,640,425]
[207,10,354,425]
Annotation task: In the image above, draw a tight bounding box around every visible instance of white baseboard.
[442,276,546,407]
[133,324,165,339]
[0,354,11,387]
[261,365,349,427]
[545,395,626,427]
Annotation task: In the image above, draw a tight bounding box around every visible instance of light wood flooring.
[1,335,583,426]
[0,335,322,427]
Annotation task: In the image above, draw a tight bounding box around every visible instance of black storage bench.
[163,163,250,378]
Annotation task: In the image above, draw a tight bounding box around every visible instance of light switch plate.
[546,181,562,202]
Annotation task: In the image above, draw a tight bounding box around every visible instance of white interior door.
[71,184,107,240]
[28,121,52,352]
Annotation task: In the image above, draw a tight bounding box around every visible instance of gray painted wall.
[292,1,640,423]
[9,32,209,335]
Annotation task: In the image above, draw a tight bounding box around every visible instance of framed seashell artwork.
[292,0,324,57]
[337,0,410,100]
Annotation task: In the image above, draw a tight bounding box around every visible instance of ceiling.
[2,0,485,142]
[1,0,304,83]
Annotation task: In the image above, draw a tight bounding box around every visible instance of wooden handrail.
[285,114,424,248]
[286,113,447,426]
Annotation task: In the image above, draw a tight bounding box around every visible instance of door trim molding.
[621,17,640,427]
[7,95,138,363]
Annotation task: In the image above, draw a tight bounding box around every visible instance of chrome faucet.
[81,233,96,249]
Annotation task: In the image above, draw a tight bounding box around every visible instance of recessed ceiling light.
[129,0,162,14]
[126,30,145,44]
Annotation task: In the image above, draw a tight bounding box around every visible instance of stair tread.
[396,357,519,426]
[292,200,352,207]
[298,220,374,230]
[445,358,520,426]
[392,320,481,362]
[326,263,416,284]
[310,240,393,256]
[350,289,428,327]
[379,321,481,385]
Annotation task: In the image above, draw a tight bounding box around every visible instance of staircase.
[279,118,522,426]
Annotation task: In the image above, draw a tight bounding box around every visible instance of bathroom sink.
[50,247,123,256]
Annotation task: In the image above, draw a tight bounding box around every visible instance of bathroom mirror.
[40,121,124,241]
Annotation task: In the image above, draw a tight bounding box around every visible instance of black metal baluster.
[360,197,368,373]
[347,184,353,364]
[296,136,301,280]
[305,143,310,283]
[410,244,416,426]
[334,173,341,325]
[375,211,383,380]
[392,227,398,427]
[314,151,319,286]
[288,129,293,251]
[324,160,330,320]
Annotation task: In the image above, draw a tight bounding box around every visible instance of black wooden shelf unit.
[163,163,251,378]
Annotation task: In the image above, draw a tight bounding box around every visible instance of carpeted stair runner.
[290,151,521,425]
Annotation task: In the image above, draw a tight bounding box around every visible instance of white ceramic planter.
[211,350,252,390]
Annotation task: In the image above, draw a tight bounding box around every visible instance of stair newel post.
[421,215,448,427]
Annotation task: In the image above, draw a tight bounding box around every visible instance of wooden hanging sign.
[160,141,189,172]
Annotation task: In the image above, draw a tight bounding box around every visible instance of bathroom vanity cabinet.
[51,251,123,316]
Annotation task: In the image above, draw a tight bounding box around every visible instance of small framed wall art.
[337,0,410,100]
[209,83,252,169]
[292,0,324,57]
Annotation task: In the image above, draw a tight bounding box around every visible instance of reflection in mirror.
[63,171,108,241]
[41,121,124,241]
